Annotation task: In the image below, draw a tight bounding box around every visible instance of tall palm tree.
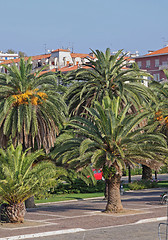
[53,96,168,212]
[0,144,60,223]
[142,74,168,179]
[65,48,152,115]
[0,58,67,153]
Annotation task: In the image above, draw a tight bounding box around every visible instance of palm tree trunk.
[25,196,36,209]
[128,166,131,183]
[105,174,123,213]
[155,171,157,180]
[104,179,108,200]
[142,165,152,180]
[0,202,26,223]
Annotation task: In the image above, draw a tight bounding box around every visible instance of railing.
[159,63,168,70]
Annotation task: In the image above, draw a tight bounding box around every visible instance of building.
[0,48,95,74]
[135,46,168,82]
[0,52,19,63]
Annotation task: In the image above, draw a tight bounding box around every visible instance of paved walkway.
[0,189,168,239]
[122,173,168,183]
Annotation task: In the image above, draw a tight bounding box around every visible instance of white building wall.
[0,53,19,60]
[59,51,73,67]
[51,50,73,68]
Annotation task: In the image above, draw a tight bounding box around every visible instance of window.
[155,59,159,67]
[146,60,150,68]
[153,73,160,81]
[137,61,142,69]
[162,61,168,66]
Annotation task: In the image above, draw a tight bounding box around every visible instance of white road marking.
[136,216,167,224]
[0,228,85,240]
[1,216,167,239]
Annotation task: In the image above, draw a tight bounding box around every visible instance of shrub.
[51,179,105,195]
[0,144,57,222]
[126,179,158,190]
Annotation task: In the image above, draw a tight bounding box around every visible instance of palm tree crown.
[0,144,57,222]
[65,48,151,115]
[0,58,67,152]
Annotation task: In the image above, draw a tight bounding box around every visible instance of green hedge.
[51,179,105,195]
[124,179,158,190]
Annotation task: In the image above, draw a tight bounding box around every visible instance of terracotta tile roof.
[58,65,79,72]
[71,53,95,59]
[145,46,168,56]
[0,54,51,65]
[38,68,56,76]
[51,49,70,53]
[58,65,91,72]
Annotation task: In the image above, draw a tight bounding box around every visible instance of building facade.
[135,46,168,82]
[0,48,95,74]
[0,52,19,63]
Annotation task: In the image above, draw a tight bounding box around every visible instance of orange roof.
[51,49,70,53]
[58,65,79,72]
[71,53,95,59]
[0,54,51,65]
[58,65,91,72]
[145,46,168,56]
[38,68,56,76]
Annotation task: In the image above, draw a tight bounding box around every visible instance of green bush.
[51,179,105,195]
[158,164,168,174]
[126,179,158,190]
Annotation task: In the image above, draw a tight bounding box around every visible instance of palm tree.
[0,144,59,223]
[54,96,168,212]
[65,48,154,191]
[142,74,168,179]
[65,48,152,115]
[0,58,67,153]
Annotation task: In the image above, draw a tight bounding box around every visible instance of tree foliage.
[52,96,168,212]
[65,48,153,115]
[0,58,67,152]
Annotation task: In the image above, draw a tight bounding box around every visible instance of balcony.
[159,62,168,70]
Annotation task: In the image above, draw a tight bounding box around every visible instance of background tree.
[6,49,17,54]
[18,51,27,58]
[5,49,27,57]
[142,74,168,179]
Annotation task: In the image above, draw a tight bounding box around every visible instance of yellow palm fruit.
[31,96,38,105]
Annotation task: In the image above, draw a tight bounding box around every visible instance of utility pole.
[44,44,47,54]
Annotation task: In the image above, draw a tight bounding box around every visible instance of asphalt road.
[26,221,163,240]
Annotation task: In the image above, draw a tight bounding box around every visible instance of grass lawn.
[157,180,168,188]
[35,192,104,204]
[35,180,168,204]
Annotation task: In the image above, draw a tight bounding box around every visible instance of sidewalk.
[0,189,167,239]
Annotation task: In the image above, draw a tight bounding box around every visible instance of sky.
[1,0,168,56]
